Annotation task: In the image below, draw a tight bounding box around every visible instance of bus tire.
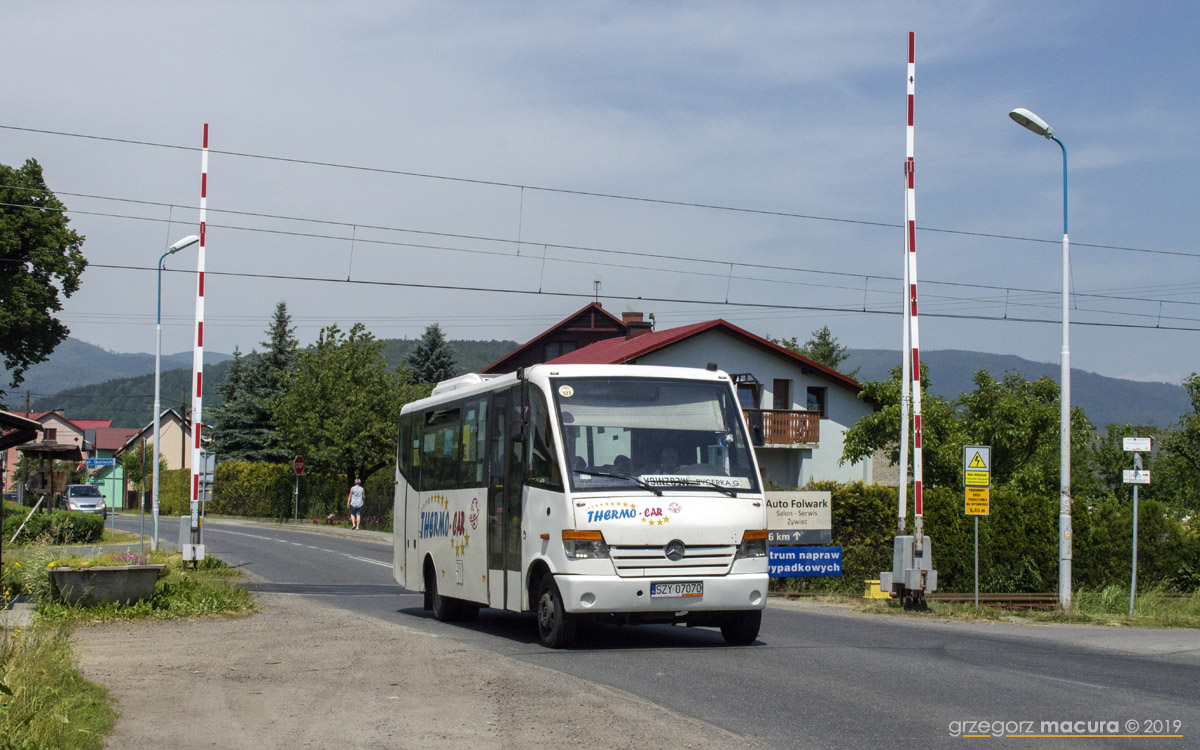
[719,610,761,645]
[426,564,458,622]
[535,573,576,649]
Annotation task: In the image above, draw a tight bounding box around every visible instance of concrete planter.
[50,564,166,607]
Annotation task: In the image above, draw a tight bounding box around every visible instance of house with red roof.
[2,410,99,493]
[488,307,878,488]
[481,302,629,374]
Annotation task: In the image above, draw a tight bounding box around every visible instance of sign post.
[85,457,118,540]
[1123,437,1151,616]
[963,446,991,613]
[292,456,304,521]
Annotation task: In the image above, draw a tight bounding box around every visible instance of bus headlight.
[562,530,610,560]
[736,529,768,559]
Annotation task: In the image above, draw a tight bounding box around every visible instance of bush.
[162,461,398,526]
[2,506,105,547]
[768,481,1198,595]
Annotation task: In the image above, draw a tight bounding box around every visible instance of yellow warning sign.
[965,487,989,515]
[963,445,991,488]
[965,470,990,487]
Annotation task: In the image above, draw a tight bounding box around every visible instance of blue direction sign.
[85,457,116,467]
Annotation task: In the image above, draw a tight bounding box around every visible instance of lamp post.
[152,234,200,550]
[1009,107,1071,610]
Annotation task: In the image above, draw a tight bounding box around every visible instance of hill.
[20,336,519,427]
[843,349,1190,429]
[15,338,1188,430]
[3,337,230,407]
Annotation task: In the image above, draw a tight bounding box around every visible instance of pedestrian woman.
[347,478,365,530]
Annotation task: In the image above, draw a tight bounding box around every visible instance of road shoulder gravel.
[72,591,762,749]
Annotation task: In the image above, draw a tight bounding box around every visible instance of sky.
[3,1,1198,386]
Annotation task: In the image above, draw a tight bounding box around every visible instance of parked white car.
[58,484,108,519]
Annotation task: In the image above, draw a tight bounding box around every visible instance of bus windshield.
[551,376,759,495]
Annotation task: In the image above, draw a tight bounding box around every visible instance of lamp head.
[1009,108,1054,138]
[168,234,201,254]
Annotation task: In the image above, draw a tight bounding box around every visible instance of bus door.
[487,387,524,609]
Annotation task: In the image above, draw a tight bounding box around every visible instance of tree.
[271,323,431,488]
[406,323,458,383]
[209,302,297,462]
[259,301,297,382]
[210,348,275,461]
[121,439,168,505]
[843,366,1095,496]
[0,158,87,405]
[770,326,856,376]
[958,370,1094,496]
[841,363,966,488]
[1159,373,1200,515]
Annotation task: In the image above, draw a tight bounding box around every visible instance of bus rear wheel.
[720,610,762,645]
[535,573,576,649]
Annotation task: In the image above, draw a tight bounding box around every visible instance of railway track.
[773,591,1188,609]
[771,591,1061,609]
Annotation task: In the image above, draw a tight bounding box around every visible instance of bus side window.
[526,389,562,490]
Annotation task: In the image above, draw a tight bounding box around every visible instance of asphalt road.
[116,513,1200,749]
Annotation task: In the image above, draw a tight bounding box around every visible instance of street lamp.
[152,234,200,550]
[1009,107,1072,610]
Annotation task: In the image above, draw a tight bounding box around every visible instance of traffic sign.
[84,457,116,467]
[1123,470,1150,485]
[963,445,991,488]
[293,456,305,475]
[965,487,990,515]
[1123,437,1151,452]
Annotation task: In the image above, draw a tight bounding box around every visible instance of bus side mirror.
[510,406,530,443]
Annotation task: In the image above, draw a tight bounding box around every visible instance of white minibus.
[393,363,769,647]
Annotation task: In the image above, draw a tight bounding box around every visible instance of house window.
[544,341,577,360]
[44,428,57,442]
[806,387,827,418]
[772,379,791,410]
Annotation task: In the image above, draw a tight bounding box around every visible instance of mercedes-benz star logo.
[665,539,686,561]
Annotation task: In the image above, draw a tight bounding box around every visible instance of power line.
[4,198,1199,317]
[74,260,1200,334]
[3,124,1197,259]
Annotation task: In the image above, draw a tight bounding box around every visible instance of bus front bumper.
[554,573,767,615]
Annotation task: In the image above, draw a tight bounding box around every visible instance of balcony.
[743,409,820,447]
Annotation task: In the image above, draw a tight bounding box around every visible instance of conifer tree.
[209,302,298,462]
[406,323,458,384]
[210,348,273,461]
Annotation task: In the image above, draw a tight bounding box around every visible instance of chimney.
[623,311,653,340]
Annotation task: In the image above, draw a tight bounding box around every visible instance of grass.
[2,550,256,748]
[34,555,256,625]
[847,586,1200,628]
[0,624,116,750]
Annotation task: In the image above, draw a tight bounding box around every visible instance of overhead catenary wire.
[2,198,1198,317]
[0,123,1196,260]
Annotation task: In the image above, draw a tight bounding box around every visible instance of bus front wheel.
[720,610,762,645]
[426,564,458,622]
[535,573,576,649]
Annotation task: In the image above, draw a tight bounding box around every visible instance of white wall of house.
[631,330,875,488]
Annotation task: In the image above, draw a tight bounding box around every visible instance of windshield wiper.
[573,469,662,497]
[682,478,738,497]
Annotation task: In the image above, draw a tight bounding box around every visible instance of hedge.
[772,483,1198,594]
[145,463,1200,594]
[2,501,106,547]
[156,463,396,524]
